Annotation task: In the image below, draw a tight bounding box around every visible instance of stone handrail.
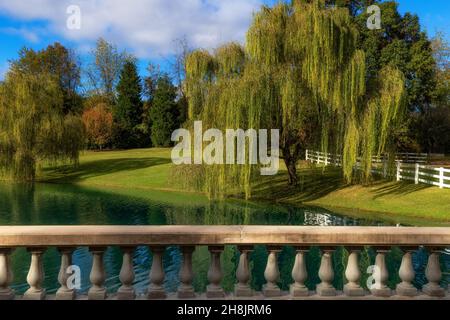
[0,226,449,300]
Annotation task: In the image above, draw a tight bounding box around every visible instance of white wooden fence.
[305,150,450,189]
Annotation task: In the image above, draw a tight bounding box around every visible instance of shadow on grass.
[42,157,171,183]
[371,181,432,199]
[251,166,437,204]
[251,167,346,203]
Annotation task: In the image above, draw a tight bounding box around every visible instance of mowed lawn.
[40,148,450,223]
[41,148,174,191]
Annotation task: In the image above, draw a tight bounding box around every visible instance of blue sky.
[0,0,449,81]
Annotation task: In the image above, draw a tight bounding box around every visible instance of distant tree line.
[82,38,187,150]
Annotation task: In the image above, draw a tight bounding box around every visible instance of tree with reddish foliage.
[82,103,114,150]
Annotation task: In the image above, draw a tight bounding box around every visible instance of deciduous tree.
[184,0,405,198]
[82,103,113,150]
[86,38,128,101]
[0,71,84,181]
[11,42,82,114]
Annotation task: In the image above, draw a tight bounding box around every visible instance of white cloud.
[0,0,262,58]
[0,27,41,42]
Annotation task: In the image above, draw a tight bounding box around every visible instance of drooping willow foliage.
[0,71,84,181]
[182,0,406,199]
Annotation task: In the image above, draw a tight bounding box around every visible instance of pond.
[0,182,448,295]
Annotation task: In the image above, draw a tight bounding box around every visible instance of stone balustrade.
[0,226,449,300]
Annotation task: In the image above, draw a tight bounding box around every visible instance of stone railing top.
[0,226,449,247]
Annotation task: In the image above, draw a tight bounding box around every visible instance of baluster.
[290,248,309,297]
[423,248,445,297]
[344,248,365,296]
[207,246,225,298]
[263,247,281,297]
[0,248,14,300]
[178,246,195,299]
[370,248,392,297]
[24,248,46,300]
[88,247,107,300]
[316,248,336,296]
[148,246,166,299]
[56,247,76,300]
[117,247,135,300]
[396,249,418,296]
[235,246,253,297]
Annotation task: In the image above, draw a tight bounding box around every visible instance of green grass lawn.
[41,148,174,190]
[39,148,450,223]
[251,165,450,224]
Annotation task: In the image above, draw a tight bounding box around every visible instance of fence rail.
[306,150,450,189]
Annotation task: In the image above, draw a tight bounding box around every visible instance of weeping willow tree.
[0,71,84,181]
[182,0,406,199]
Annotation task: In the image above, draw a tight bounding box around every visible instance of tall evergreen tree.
[114,59,144,148]
[149,75,179,147]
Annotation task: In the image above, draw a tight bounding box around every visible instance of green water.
[0,182,447,295]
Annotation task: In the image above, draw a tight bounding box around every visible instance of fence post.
[415,163,419,185]
[396,161,401,182]
[305,150,309,161]
[324,153,328,166]
[439,167,444,189]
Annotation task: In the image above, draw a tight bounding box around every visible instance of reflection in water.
[0,183,448,294]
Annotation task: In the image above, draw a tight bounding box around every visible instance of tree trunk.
[283,157,298,186]
[282,141,302,186]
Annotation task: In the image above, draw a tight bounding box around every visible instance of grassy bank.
[251,166,450,224]
[40,148,450,223]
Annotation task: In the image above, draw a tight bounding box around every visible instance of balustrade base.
[235,285,253,297]
[343,284,365,297]
[370,287,392,297]
[396,283,418,297]
[422,284,445,297]
[23,289,46,300]
[316,283,336,296]
[177,289,196,299]
[88,288,107,300]
[262,284,281,297]
[148,289,167,300]
[206,285,225,299]
[56,289,76,300]
[289,284,309,297]
[0,289,15,300]
[117,287,136,300]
